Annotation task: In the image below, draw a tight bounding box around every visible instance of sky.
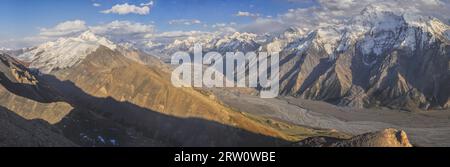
[1,0,449,49]
[0,0,314,39]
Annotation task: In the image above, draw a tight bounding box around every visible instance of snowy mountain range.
[14,5,450,111]
[140,31,262,62]
[270,5,450,110]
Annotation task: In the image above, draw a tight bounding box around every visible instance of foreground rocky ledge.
[294,128,413,147]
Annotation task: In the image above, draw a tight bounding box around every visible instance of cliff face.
[0,54,72,124]
[272,9,450,111]
[0,54,74,146]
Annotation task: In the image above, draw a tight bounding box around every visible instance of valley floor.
[211,89,450,147]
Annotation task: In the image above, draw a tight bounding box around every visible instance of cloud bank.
[39,20,88,37]
[168,19,202,25]
[101,1,154,15]
[240,0,450,34]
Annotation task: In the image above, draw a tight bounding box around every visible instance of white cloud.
[101,3,151,15]
[216,27,237,34]
[168,19,202,25]
[289,0,449,28]
[90,20,155,41]
[211,23,227,28]
[147,31,207,39]
[210,22,238,33]
[8,20,155,48]
[140,1,154,6]
[1,19,153,49]
[93,3,101,7]
[39,20,88,37]
[239,0,450,34]
[0,36,51,49]
[235,11,260,18]
[239,18,285,34]
[1,20,89,48]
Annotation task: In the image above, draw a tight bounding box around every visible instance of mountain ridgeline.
[151,6,450,111]
[1,43,348,146]
[270,7,450,111]
[0,51,414,147]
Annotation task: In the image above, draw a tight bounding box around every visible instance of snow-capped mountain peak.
[17,30,117,73]
[78,30,117,50]
[152,31,260,60]
[79,30,98,40]
[0,47,11,51]
[300,6,448,59]
[214,32,260,53]
[271,6,450,110]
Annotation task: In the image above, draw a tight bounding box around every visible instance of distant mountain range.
[0,53,413,147]
[271,6,450,111]
[1,38,346,146]
[12,6,450,112]
[144,6,449,111]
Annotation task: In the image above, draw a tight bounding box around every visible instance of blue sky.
[0,0,315,39]
[1,0,449,49]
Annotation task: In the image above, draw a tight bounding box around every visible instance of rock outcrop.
[294,128,413,147]
[0,54,72,124]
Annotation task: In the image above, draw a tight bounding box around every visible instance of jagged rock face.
[0,54,72,124]
[271,8,450,111]
[294,128,413,147]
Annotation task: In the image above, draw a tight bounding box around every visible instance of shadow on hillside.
[298,57,334,95]
[0,106,76,147]
[0,72,68,103]
[36,74,290,147]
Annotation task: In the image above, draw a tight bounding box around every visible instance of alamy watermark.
[171,44,279,98]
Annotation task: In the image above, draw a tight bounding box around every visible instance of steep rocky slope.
[0,106,76,147]
[0,53,72,123]
[264,6,450,111]
[0,53,167,147]
[43,46,298,146]
[0,54,74,146]
[0,52,347,147]
[15,32,306,146]
[17,35,325,146]
[130,6,449,112]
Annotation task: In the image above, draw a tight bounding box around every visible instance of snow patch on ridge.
[18,31,117,73]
